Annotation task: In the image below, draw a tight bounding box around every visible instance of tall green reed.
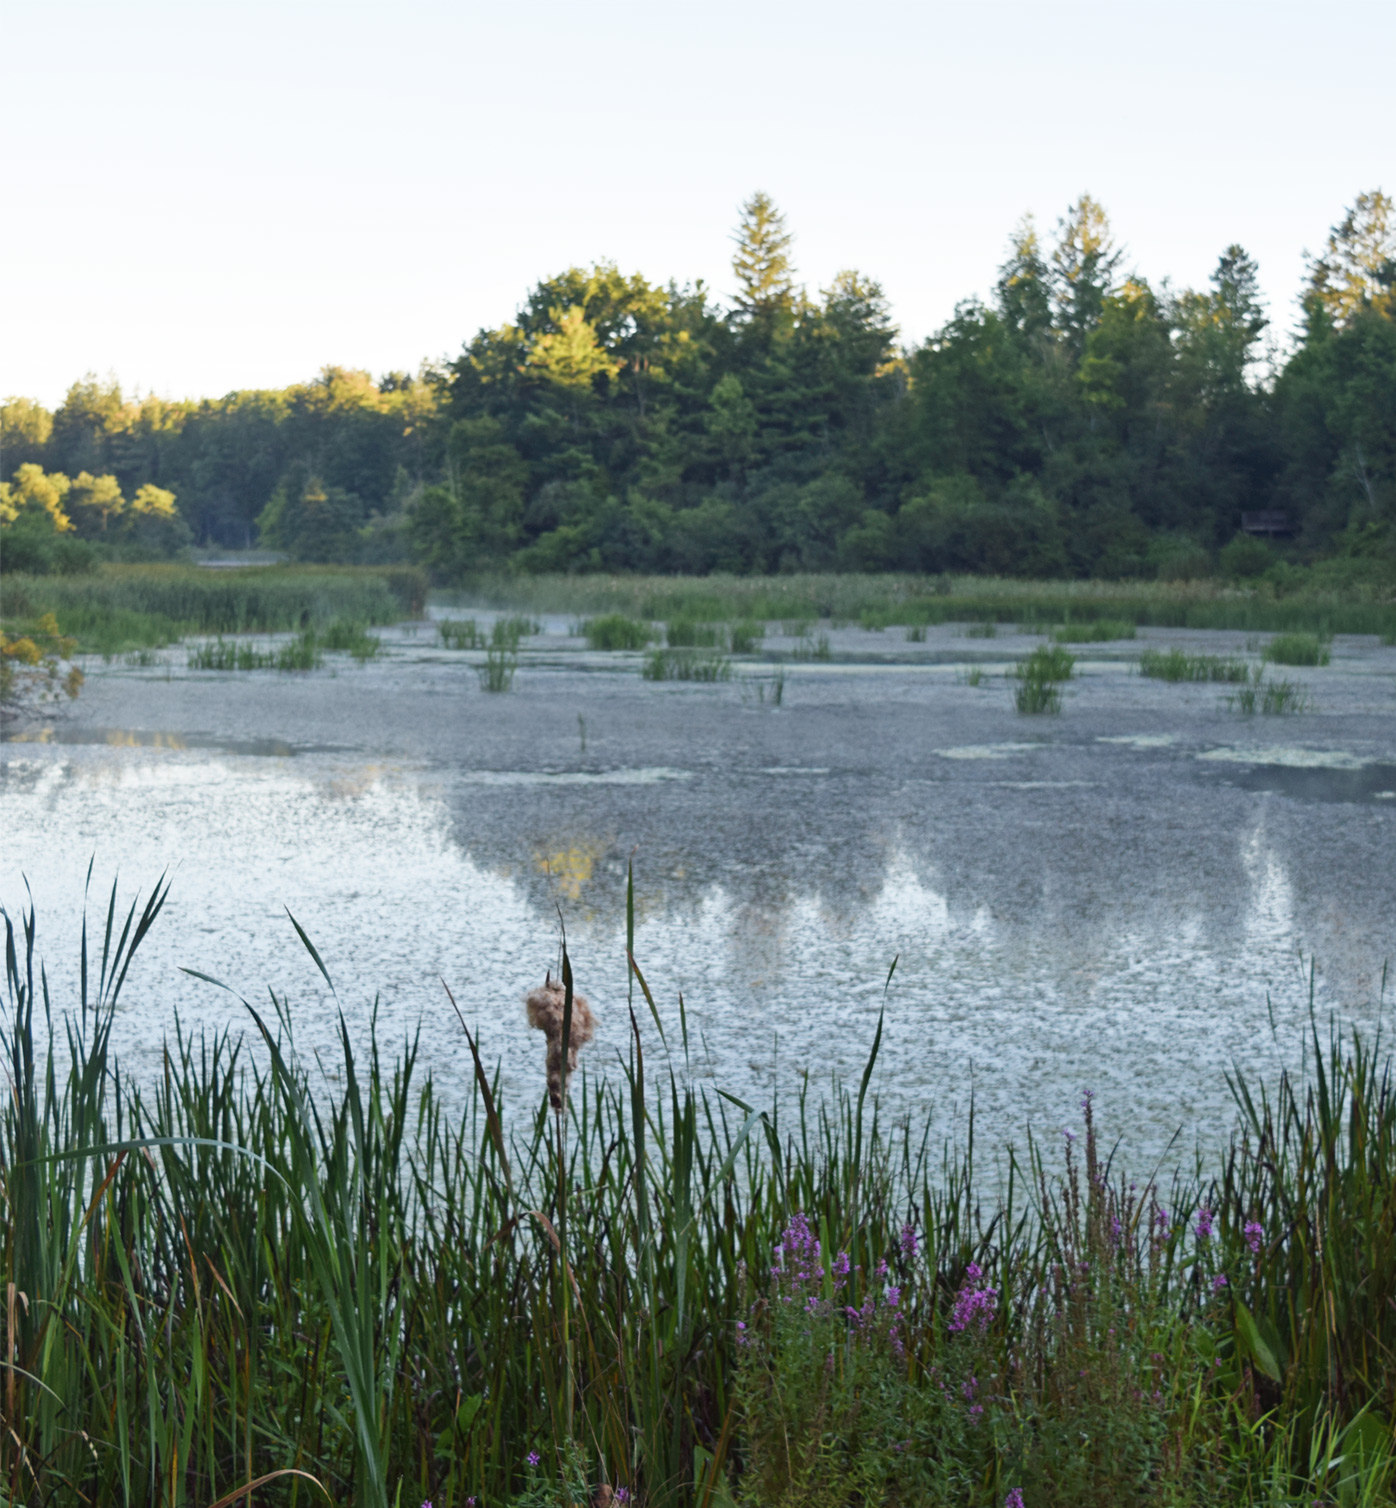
[5,883,1396,1505]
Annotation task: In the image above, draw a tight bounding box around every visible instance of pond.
[3,615,1395,1171]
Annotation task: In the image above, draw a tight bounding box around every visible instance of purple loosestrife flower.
[526,1451,540,1467]
[900,1222,918,1259]
[885,1285,901,1309]
[1195,1207,1215,1241]
[777,1212,823,1287]
[1005,1491,1025,1508]
[832,1250,851,1289]
[616,1490,630,1504]
[1244,1220,1265,1255]
[949,1263,998,1334]
[1212,1273,1229,1294]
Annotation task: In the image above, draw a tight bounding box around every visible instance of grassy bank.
[0,564,427,653]
[4,887,1396,1506]
[457,572,1396,637]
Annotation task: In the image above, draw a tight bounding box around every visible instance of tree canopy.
[3,189,1393,579]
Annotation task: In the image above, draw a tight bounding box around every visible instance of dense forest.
[2,190,1392,580]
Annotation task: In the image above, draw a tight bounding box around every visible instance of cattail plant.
[526,973,597,1111]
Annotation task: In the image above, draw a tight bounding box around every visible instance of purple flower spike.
[899,1221,918,1259]
[1194,1207,1215,1241]
[616,1489,631,1503]
[1005,1490,1026,1508]
[1244,1220,1265,1255]
[1212,1273,1229,1294]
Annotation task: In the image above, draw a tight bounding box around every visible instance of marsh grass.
[641,647,732,682]
[439,617,483,649]
[584,614,653,651]
[478,643,518,691]
[462,571,1396,638]
[1138,649,1251,683]
[1051,618,1136,642]
[1228,672,1311,715]
[186,622,374,672]
[320,619,380,660]
[6,885,1396,1507]
[492,615,540,650]
[790,632,831,661]
[964,621,998,638]
[666,619,723,648]
[1264,631,1332,667]
[728,620,764,654]
[904,623,927,642]
[957,665,986,687]
[1,565,424,653]
[1012,643,1074,714]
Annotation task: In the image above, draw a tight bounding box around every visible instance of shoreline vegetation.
[4,881,1396,1506]
[1,565,1394,663]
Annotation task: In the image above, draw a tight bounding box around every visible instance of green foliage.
[641,647,732,681]
[1013,643,1074,713]
[478,643,518,691]
[11,890,1396,1506]
[1264,631,1331,666]
[1052,618,1135,642]
[729,620,764,654]
[1138,648,1251,682]
[584,613,652,650]
[0,564,423,653]
[666,618,722,648]
[7,190,1394,578]
[474,572,1396,638]
[439,617,482,649]
[965,620,998,638]
[1228,672,1311,714]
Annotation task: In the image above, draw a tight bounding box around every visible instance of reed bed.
[4,884,1396,1507]
[456,573,1396,638]
[0,566,426,653]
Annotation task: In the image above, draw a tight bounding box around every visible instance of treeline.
[2,190,1392,580]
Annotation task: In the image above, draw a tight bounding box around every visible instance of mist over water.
[3,617,1394,1170]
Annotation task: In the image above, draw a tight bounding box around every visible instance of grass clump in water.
[666,618,723,648]
[729,620,764,654]
[1013,643,1074,713]
[1139,648,1251,682]
[1052,618,1136,642]
[1228,670,1311,714]
[905,623,927,642]
[478,643,518,691]
[585,613,652,650]
[1264,631,1331,666]
[320,619,380,660]
[439,617,482,649]
[965,620,998,638]
[790,631,831,661]
[642,647,732,681]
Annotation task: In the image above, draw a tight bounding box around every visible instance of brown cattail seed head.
[525,975,596,1110]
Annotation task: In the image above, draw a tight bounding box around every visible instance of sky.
[5,0,1393,409]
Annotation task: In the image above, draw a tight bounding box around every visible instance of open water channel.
[3,613,1395,1172]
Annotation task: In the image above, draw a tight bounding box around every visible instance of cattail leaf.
[627,949,667,1049]
[285,909,336,998]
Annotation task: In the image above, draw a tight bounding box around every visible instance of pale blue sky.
[5,0,1392,407]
